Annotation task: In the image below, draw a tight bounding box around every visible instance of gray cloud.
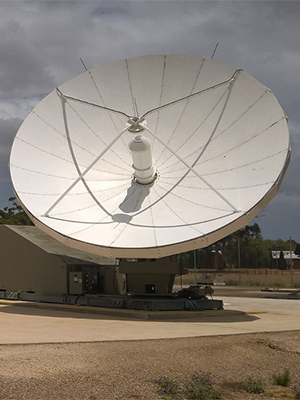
[0,19,55,98]
[0,118,22,181]
[0,0,299,241]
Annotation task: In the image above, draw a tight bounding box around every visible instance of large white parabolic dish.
[10,54,290,258]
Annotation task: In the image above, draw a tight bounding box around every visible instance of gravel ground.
[0,331,300,400]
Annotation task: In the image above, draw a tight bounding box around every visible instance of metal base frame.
[1,291,223,311]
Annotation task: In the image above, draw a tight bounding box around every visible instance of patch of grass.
[224,279,240,286]
[273,369,291,387]
[265,386,295,399]
[221,380,245,391]
[271,281,285,288]
[183,373,221,400]
[293,383,300,399]
[245,378,265,394]
[155,373,221,400]
[245,280,261,287]
[155,376,181,400]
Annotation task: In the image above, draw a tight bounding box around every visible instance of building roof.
[271,250,300,260]
[2,225,116,266]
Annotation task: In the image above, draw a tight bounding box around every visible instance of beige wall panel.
[0,226,67,294]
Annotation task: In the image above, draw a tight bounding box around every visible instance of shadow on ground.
[0,303,259,323]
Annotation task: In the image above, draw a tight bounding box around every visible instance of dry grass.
[176,269,300,288]
[265,386,296,399]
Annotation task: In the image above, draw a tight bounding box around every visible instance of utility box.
[69,268,100,295]
[69,272,86,295]
[69,267,125,296]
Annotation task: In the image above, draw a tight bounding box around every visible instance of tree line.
[181,223,300,270]
[0,197,33,226]
[1,198,298,269]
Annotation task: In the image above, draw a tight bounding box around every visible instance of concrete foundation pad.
[0,299,243,320]
[0,296,299,345]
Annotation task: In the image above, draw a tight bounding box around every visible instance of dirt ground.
[0,331,300,400]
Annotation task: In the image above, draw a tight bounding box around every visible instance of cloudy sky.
[0,0,299,242]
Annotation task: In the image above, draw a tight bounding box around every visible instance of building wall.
[0,227,67,294]
[126,273,175,294]
[119,257,181,274]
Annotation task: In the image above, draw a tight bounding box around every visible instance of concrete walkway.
[0,296,299,345]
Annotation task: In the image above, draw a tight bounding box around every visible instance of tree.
[294,243,300,256]
[180,250,196,269]
[202,223,272,269]
[0,197,33,226]
[278,250,287,270]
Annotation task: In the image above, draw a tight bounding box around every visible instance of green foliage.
[180,223,299,270]
[245,378,265,394]
[156,373,221,400]
[278,250,287,270]
[180,251,195,269]
[294,243,300,256]
[224,279,239,286]
[0,197,33,226]
[273,239,297,251]
[270,281,285,288]
[245,280,261,287]
[273,369,291,387]
[156,376,181,400]
[293,383,300,399]
[183,373,221,400]
[205,223,270,269]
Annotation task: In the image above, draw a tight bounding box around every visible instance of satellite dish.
[10,54,290,258]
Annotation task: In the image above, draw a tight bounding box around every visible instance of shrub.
[271,281,285,288]
[246,280,261,287]
[293,383,300,399]
[245,378,265,394]
[273,369,291,387]
[155,376,181,400]
[224,279,240,286]
[155,373,221,400]
[183,373,221,400]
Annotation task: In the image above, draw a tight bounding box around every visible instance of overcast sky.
[0,0,299,242]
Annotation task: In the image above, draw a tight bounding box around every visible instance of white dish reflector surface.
[10,55,290,258]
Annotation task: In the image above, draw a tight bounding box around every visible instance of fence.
[179,268,300,288]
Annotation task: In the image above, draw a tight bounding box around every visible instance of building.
[271,250,300,270]
[0,225,221,311]
[0,225,184,297]
[0,225,124,297]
